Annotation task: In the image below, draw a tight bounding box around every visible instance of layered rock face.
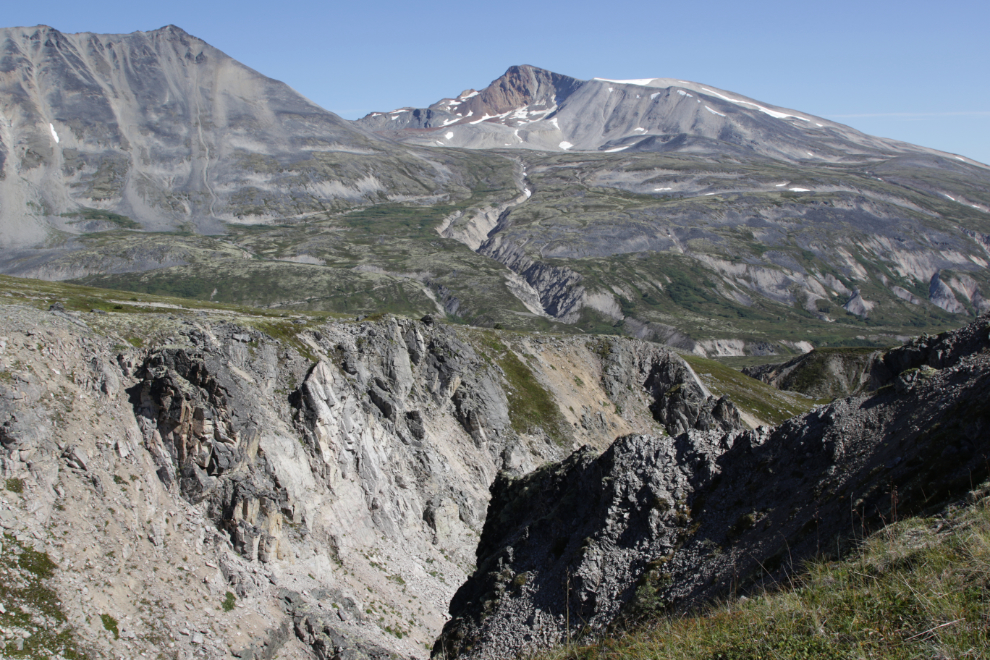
[435,314,990,660]
[0,296,739,659]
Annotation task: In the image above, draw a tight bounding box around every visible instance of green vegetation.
[0,535,85,658]
[100,613,119,639]
[5,478,24,494]
[61,207,138,229]
[222,591,236,612]
[548,486,990,660]
[681,354,821,425]
[478,333,570,445]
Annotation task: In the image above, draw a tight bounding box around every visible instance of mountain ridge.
[357,64,987,166]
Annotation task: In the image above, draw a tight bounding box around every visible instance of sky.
[8,0,990,164]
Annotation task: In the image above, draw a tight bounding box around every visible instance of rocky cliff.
[0,280,743,659]
[434,313,990,659]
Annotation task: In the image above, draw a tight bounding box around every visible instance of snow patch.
[559,141,574,150]
[654,187,672,191]
[49,123,59,143]
[445,132,454,140]
[677,90,693,97]
[634,127,646,132]
[701,87,808,121]
[704,106,726,117]
[593,77,658,86]
[459,91,479,99]
[943,193,957,201]
[775,183,788,187]
[650,92,660,99]
[789,188,810,192]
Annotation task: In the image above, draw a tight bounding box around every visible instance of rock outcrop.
[745,317,990,400]
[0,293,738,659]
[435,314,990,659]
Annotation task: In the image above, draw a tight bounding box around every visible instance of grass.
[681,354,822,425]
[548,485,990,660]
[477,332,570,446]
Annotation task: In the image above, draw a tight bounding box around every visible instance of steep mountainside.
[435,313,990,659]
[0,275,766,659]
[0,25,483,247]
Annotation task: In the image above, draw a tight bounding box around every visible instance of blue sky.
[10,0,990,164]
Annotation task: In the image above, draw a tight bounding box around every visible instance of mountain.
[356,64,980,163]
[0,25,481,246]
[3,35,990,357]
[358,66,990,352]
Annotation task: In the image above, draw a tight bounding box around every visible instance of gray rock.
[436,312,990,659]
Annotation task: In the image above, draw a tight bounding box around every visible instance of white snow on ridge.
[634,127,646,132]
[459,91,479,99]
[701,87,808,121]
[49,123,59,143]
[593,77,658,86]
[654,187,672,191]
[559,141,574,150]
[789,188,810,192]
[469,114,493,125]
[650,92,660,100]
[704,106,726,117]
[943,193,957,201]
[775,183,788,187]
[677,90,693,98]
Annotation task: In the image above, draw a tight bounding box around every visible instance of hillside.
[0,274,787,659]
[434,312,990,659]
